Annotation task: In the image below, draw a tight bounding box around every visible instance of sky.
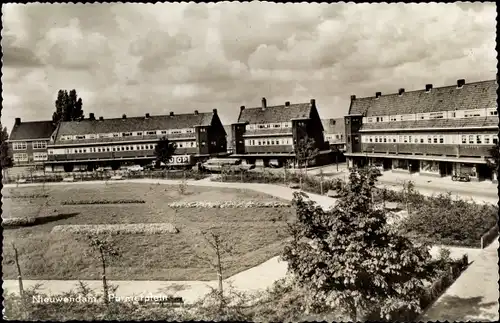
[1,1,497,130]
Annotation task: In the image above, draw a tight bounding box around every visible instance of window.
[271,140,275,145]
[390,116,397,122]
[161,130,167,134]
[420,138,424,143]
[485,136,490,144]
[494,136,498,144]
[433,135,438,144]
[464,110,481,118]
[417,114,425,120]
[112,147,116,152]
[376,117,380,122]
[490,110,498,116]
[451,112,456,118]
[429,112,444,119]
[179,143,183,148]
[367,117,373,123]
[266,140,270,145]
[428,136,432,144]
[476,135,482,144]
[274,124,280,128]
[382,136,386,143]
[122,132,132,137]
[439,135,444,144]
[369,137,373,143]
[201,141,206,146]
[98,148,102,152]
[403,136,408,143]
[75,135,85,140]
[146,131,156,135]
[354,135,359,144]
[393,138,396,143]
[408,136,412,143]
[414,137,418,143]
[106,147,110,152]
[130,146,135,150]
[13,153,28,162]
[61,135,72,141]
[469,135,474,144]
[257,140,261,145]
[13,142,27,150]
[113,133,120,137]
[33,152,48,161]
[462,135,467,144]
[33,141,47,149]
[136,132,143,136]
[126,146,130,151]
[375,137,378,143]
[87,134,96,139]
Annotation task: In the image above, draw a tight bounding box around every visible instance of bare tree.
[84,235,121,306]
[11,243,24,299]
[194,230,233,312]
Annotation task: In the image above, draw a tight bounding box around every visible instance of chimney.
[145,113,150,119]
[261,97,267,110]
[425,84,433,92]
[213,108,217,114]
[398,88,405,95]
[240,105,245,111]
[310,99,316,106]
[194,110,199,115]
[285,101,290,107]
[169,112,174,116]
[350,95,356,101]
[375,92,382,98]
[122,114,127,119]
[15,118,21,126]
[99,116,104,121]
[457,79,465,88]
[89,113,95,120]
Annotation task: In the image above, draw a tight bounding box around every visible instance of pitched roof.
[349,80,497,117]
[55,112,213,136]
[9,120,55,141]
[360,116,498,131]
[238,102,312,124]
[321,118,345,134]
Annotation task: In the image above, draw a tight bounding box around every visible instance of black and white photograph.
[1,1,498,321]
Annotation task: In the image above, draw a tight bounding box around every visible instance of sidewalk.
[420,239,499,322]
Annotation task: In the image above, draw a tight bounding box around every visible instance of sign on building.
[168,155,191,165]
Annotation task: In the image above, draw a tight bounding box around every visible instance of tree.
[83,235,121,306]
[485,140,499,180]
[295,136,319,175]
[52,89,84,123]
[1,123,13,178]
[282,167,437,321]
[154,137,177,169]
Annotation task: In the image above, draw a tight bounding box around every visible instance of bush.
[5,194,49,199]
[62,199,145,205]
[396,193,499,247]
[51,223,179,235]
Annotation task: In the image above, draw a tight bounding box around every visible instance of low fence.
[2,169,209,184]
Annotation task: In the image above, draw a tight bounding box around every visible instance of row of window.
[325,133,344,141]
[54,141,197,155]
[247,122,292,130]
[60,128,199,141]
[364,108,498,123]
[13,153,48,162]
[244,138,292,146]
[362,134,498,145]
[12,141,47,150]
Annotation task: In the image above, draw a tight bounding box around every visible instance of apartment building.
[45,110,227,172]
[344,79,498,182]
[230,97,330,167]
[8,118,56,167]
[322,118,346,151]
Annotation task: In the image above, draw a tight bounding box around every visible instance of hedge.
[51,223,179,235]
[3,213,79,228]
[62,199,145,205]
[168,201,291,208]
[4,194,49,199]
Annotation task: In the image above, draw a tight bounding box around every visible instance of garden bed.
[51,223,179,235]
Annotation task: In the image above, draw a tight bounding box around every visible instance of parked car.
[452,173,470,182]
[202,158,254,172]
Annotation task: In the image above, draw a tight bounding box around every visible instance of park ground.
[2,177,498,321]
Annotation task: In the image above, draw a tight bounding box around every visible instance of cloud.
[1,2,496,129]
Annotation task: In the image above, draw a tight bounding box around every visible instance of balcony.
[360,143,493,158]
[245,145,294,154]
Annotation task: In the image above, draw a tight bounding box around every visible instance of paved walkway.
[421,239,499,322]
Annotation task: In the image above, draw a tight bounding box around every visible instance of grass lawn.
[2,183,293,281]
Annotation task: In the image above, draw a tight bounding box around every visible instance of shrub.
[5,194,49,199]
[396,193,499,247]
[167,201,291,208]
[3,213,79,228]
[51,223,179,235]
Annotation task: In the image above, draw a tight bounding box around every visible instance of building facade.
[344,79,498,182]
[230,97,329,167]
[8,118,56,168]
[322,118,346,152]
[45,110,227,172]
